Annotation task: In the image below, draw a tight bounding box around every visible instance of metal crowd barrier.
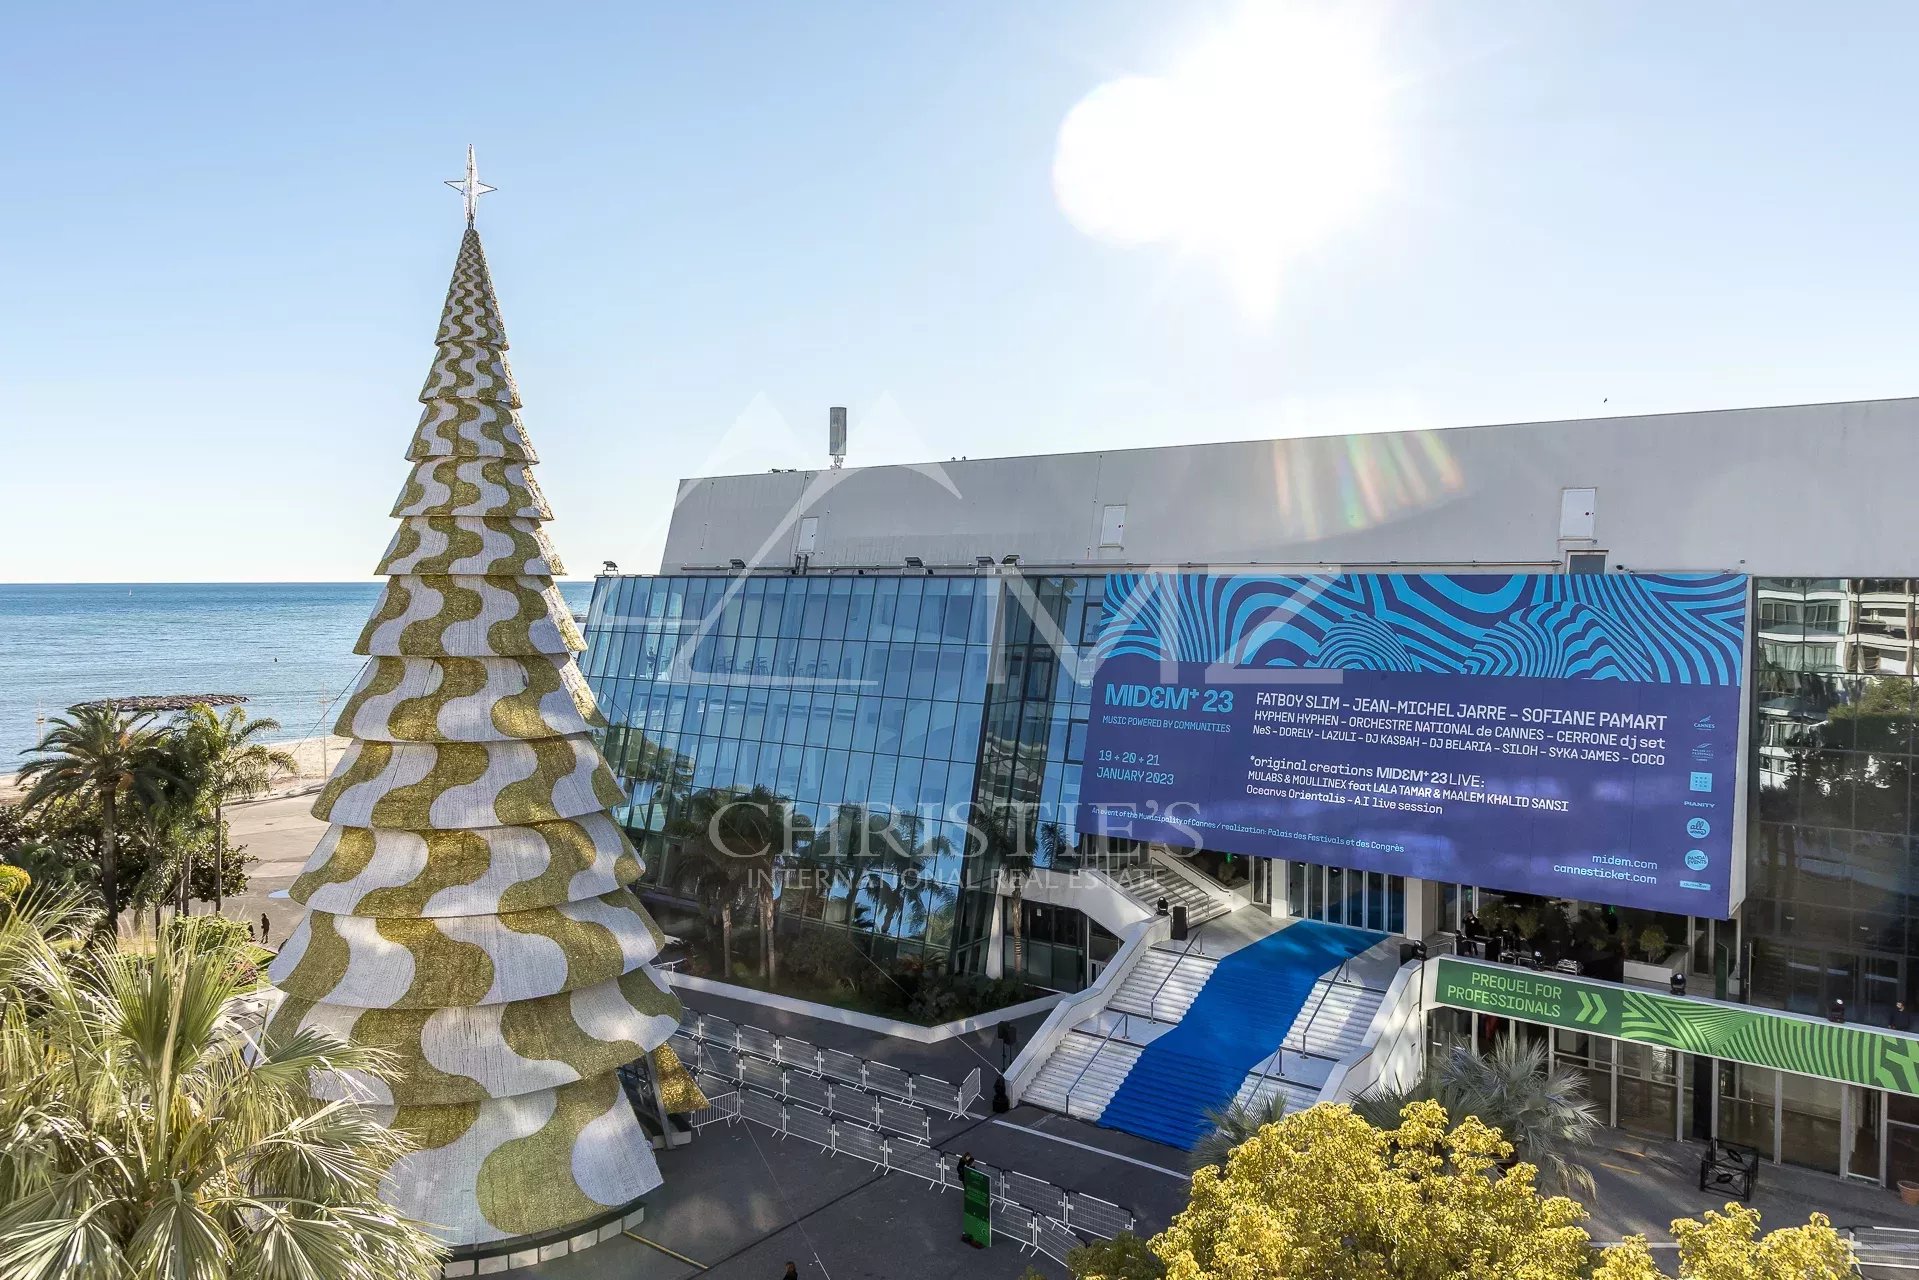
[676,1011,983,1117]
[676,1010,1132,1263]
[686,1073,740,1130]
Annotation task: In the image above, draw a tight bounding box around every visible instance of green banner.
[961,1165,991,1248]
[1433,957,1919,1096]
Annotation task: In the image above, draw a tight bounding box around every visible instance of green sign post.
[1433,956,1919,1096]
[960,1165,991,1249]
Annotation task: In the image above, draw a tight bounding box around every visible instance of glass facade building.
[580,571,1102,981]
[1746,577,1919,1021]
[585,571,1919,1082]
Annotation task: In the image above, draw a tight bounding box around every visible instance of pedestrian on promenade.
[781,1262,798,1279]
[261,912,271,946]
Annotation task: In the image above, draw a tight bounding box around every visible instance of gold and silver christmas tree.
[267,153,685,1247]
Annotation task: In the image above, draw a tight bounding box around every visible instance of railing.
[675,1011,980,1117]
[1004,913,1173,1106]
[1060,1011,1137,1121]
[670,1032,934,1141]
[716,1080,1140,1260]
[1322,959,1426,1103]
[1144,931,1208,1024]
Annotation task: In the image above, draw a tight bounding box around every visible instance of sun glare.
[1053,4,1391,317]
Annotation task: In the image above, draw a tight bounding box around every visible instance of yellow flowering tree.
[1073,1101,1592,1280]
[1069,1102,1857,1280]
[1593,1203,1855,1280]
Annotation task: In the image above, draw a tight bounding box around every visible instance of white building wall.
[660,397,1919,576]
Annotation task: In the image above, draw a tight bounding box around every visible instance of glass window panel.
[862,643,891,689]
[970,581,999,644]
[960,651,991,705]
[735,741,761,791]
[845,751,874,802]
[884,648,913,698]
[817,639,844,683]
[942,585,973,642]
[822,750,850,802]
[934,648,964,701]
[893,759,923,813]
[799,747,825,802]
[743,687,769,739]
[805,697,831,747]
[783,690,813,744]
[778,587,805,638]
[792,582,822,639]
[714,739,740,790]
[926,702,957,759]
[828,693,857,750]
[794,638,823,680]
[775,745,803,797]
[897,578,925,640]
[847,577,876,634]
[853,696,881,751]
[869,755,899,813]
[823,576,853,638]
[721,687,747,738]
[872,578,901,640]
[909,649,940,701]
[901,700,933,758]
[918,578,950,639]
[878,699,907,754]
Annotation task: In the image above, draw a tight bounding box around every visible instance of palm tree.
[859,811,955,942]
[1191,1096,1286,1171]
[178,704,297,914]
[979,806,1036,978]
[675,787,791,982]
[0,892,444,1279]
[16,704,178,934]
[1354,1036,1601,1196]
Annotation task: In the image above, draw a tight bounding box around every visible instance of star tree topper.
[445,145,496,226]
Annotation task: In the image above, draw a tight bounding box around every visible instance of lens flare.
[1053,4,1391,317]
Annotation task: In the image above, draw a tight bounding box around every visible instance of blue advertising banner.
[1077,573,1749,917]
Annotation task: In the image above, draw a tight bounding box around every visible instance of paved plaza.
[507,986,1919,1279]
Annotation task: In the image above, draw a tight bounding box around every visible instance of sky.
[7,1,1919,583]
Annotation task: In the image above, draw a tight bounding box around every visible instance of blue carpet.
[1097,920,1383,1150]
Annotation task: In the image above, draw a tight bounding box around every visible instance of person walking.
[781,1262,798,1279]
[260,912,271,946]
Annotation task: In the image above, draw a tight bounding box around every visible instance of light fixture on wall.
[729,558,746,571]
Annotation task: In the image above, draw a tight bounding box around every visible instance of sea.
[0,582,594,766]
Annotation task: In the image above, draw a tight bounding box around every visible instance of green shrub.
[782,927,865,989]
[164,913,254,953]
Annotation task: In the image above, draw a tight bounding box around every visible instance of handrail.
[1005,914,1171,1105]
[1145,932,1206,1024]
[1060,1012,1133,1118]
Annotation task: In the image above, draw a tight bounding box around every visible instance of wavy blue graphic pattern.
[1095,572,1746,686]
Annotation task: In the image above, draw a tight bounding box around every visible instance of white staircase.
[1232,1073,1321,1118]
[1226,976,1391,1119]
[1108,944,1218,1022]
[1021,1030,1144,1119]
[1288,978,1387,1063]
[1110,856,1236,927]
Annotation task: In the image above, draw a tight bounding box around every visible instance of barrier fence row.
[695,1072,1136,1258]
[671,1032,934,1142]
[677,1009,982,1118]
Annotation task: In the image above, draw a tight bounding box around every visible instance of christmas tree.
[268,155,688,1248]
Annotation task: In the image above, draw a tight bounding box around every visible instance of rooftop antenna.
[828,406,847,470]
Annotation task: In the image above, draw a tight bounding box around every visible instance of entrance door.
[1845,1086,1885,1184]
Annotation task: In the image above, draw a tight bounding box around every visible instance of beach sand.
[0,732,349,806]
[2,732,346,944]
